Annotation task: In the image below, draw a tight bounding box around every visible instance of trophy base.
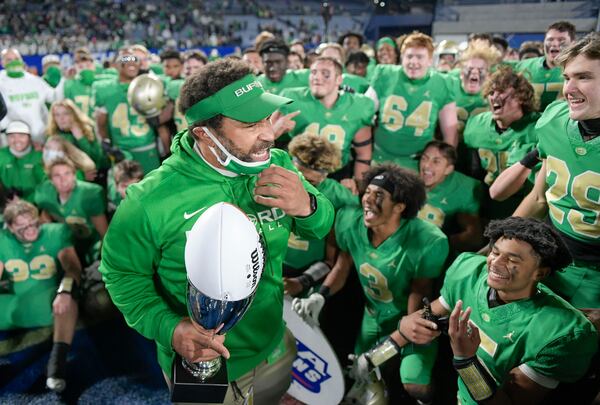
[172,354,229,404]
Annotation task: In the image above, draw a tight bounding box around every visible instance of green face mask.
[80,69,95,86]
[203,127,271,175]
[5,59,25,78]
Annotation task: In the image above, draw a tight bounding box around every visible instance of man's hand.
[448,300,480,358]
[398,310,441,345]
[270,110,300,139]
[254,165,312,217]
[348,353,371,384]
[283,277,304,297]
[52,293,77,316]
[172,318,230,363]
[292,293,325,326]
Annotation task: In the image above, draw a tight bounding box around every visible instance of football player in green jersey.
[47,99,106,169]
[369,32,458,171]
[107,159,144,215]
[0,121,45,201]
[1,200,82,393]
[418,141,484,252]
[515,33,600,312]
[257,39,309,95]
[63,48,97,118]
[434,39,459,73]
[242,47,264,75]
[346,50,370,78]
[375,37,399,65]
[453,40,500,136]
[100,58,334,404]
[167,50,209,134]
[279,56,375,181]
[283,133,358,296]
[464,67,539,219]
[34,157,107,266]
[0,121,46,200]
[295,164,448,404]
[317,42,371,94]
[338,32,377,80]
[516,21,576,111]
[400,217,597,405]
[94,48,161,174]
[160,49,184,81]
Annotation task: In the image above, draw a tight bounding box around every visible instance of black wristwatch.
[296,193,317,218]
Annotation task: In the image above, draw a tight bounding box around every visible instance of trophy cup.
[171,202,265,403]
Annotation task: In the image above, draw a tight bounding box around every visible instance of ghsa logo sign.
[291,340,331,393]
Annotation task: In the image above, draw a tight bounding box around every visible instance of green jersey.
[440,253,597,405]
[449,76,488,136]
[92,78,157,150]
[536,101,600,244]
[64,74,95,118]
[0,147,45,201]
[92,78,160,173]
[516,56,563,111]
[34,180,105,242]
[342,73,369,94]
[166,78,186,133]
[0,224,72,329]
[285,178,359,270]
[257,69,309,95]
[99,131,334,381]
[335,206,449,334]
[279,87,375,167]
[464,111,540,186]
[370,66,453,169]
[418,171,481,229]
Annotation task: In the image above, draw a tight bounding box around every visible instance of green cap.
[185,74,293,124]
[376,37,396,50]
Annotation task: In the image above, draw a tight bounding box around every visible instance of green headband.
[185,74,292,124]
[377,37,396,50]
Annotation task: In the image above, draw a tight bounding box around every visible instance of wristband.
[352,138,373,147]
[519,148,539,169]
[365,337,401,368]
[57,277,81,301]
[304,261,331,282]
[297,274,313,292]
[317,285,331,300]
[453,356,497,402]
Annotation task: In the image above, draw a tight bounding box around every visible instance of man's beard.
[213,129,273,162]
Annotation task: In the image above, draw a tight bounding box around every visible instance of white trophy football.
[185,202,264,302]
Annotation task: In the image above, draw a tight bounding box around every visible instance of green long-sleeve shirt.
[99,130,334,381]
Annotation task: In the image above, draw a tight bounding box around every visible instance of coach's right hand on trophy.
[172,318,230,363]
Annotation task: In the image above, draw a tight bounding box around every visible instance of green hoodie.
[99,130,334,380]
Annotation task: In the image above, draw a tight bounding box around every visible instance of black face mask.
[578,117,600,141]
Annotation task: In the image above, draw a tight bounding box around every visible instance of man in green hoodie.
[99,58,334,404]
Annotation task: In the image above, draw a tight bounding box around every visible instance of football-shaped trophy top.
[185,202,264,301]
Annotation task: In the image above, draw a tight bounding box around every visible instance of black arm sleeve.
[469,148,486,182]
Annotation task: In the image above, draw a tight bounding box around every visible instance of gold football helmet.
[127,73,166,118]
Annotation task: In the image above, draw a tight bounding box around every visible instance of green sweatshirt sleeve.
[99,196,181,349]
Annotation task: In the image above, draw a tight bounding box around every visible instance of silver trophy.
[172,202,265,403]
[183,280,257,380]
